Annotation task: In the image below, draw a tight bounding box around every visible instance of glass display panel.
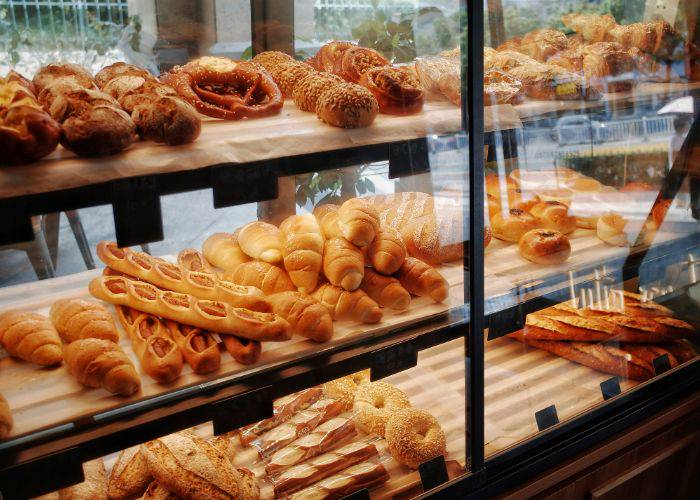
[482,0,700,456]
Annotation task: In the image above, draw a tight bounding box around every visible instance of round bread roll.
[530,201,577,234]
[252,51,295,74]
[46,88,120,122]
[272,61,316,97]
[385,408,446,469]
[131,96,201,145]
[316,82,378,128]
[491,208,539,242]
[60,105,137,157]
[518,229,571,264]
[37,77,94,108]
[597,212,650,247]
[95,62,153,88]
[566,177,602,192]
[33,62,95,93]
[293,72,344,112]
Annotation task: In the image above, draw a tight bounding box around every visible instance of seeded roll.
[293,72,344,112]
[316,82,378,129]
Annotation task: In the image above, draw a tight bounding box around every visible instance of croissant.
[562,13,618,43]
[313,204,344,240]
[0,393,11,439]
[394,257,449,303]
[237,221,284,263]
[337,198,380,247]
[312,284,382,323]
[323,238,365,291]
[360,268,411,311]
[49,298,120,343]
[269,291,334,342]
[0,310,63,366]
[224,261,295,295]
[366,227,406,275]
[64,338,141,396]
[201,231,250,272]
[279,214,324,293]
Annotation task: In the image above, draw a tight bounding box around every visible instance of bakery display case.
[0,0,699,498]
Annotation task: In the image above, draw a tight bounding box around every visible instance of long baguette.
[289,460,389,500]
[96,241,270,312]
[238,388,323,446]
[273,440,379,497]
[265,417,357,476]
[89,275,291,341]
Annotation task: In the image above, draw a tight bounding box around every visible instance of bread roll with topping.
[316,82,378,128]
[491,208,539,243]
[518,229,572,264]
[529,201,576,234]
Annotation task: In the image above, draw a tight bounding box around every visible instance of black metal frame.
[1,0,700,498]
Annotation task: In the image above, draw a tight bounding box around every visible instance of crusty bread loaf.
[360,268,411,311]
[237,221,284,263]
[0,393,12,439]
[58,459,108,500]
[202,232,251,272]
[269,291,334,342]
[312,284,382,323]
[323,238,365,291]
[338,198,380,247]
[140,432,260,500]
[0,310,63,366]
[107,447,152,500]
[224,261,295,295]
[50,298,119,343]
[142,482,178,500]
[64,338,141,396]
[279,214,324,293]
[394,257,449,303]
[366,227,406,275]
[313,204,344,240]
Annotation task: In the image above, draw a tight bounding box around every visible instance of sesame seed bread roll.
[312,284,382,324]
[338,197,380,247]
[202,231,251,272]
[237,221,284,263]
[315,82,378,128]
[293,72,344,112]
[279,214,325,293]
[323,238,365,291]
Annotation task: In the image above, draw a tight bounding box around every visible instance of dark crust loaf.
[46,88,121,122]
[131,96,201,145]
[315,82,378,128]
[1,105,61,165]
[293,72,344,112]
[95,62,154,88]
[103,76,179,112]
[32,62,96,93]
[60,105,137,156]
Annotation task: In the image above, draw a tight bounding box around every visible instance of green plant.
[350,1,416,63]
[296,167,376,207]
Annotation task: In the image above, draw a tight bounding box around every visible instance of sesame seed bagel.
[322,369,371,409]
[293,72,344,112]
[385,408,446,469]
[316,82,379,128]
[353,381,410,436]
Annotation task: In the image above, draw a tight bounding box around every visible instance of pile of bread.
[417,13,694,106]
[36,372,446,499]
[510,290,697,380]
[486,166,672,265]
[1,62,201,165]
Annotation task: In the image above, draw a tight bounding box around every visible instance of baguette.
[89,275,291,341]
[238,387,323,447]
[0,393,12,439]
[224,261,296,295]
[64,338,141,396]
[312,284,382,323]
[394,257,449,302]
[237,221,284,263]
[0,310,63,366]
[366,227,406,275]
[107,446,152,500]
[140,432,260,500]
[289,460,389,500]
[313,204,344,240]
[323,238,365,291]
[96,241,270,312]
[163,320,221,374]
[360,268,411,311]
[268,291,334,342]
[253,397,347,457]
[202,232,250,272]
[273,441,379,497]
[221,334,262,365]
[58,459,108,500]
[49,298,120,343]
[279,214,324,293]
[115,306,183,383]
[265,417,357,476]
[337,198,379,247]
[177,248,215,273]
